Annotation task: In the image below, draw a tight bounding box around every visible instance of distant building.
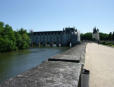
[30,27,80,46]
[92,27,100,41]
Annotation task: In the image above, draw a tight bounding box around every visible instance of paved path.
[85,43,114,87]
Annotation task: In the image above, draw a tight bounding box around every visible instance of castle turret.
[92,27,100,41]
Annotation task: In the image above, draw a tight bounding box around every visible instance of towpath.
[85,43,114,87]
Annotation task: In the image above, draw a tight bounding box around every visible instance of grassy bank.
[99,41,114,47]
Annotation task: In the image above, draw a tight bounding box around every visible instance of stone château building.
[30,27,80,47]
[92,27,100,41]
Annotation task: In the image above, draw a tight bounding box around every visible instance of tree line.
[100,32,114,41]
[81,32,92,40]
[0,21,30,52]
[81,32,114,41]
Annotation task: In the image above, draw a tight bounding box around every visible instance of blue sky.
[0,0,114,33]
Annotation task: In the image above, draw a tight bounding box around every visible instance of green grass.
[99,41,114,47]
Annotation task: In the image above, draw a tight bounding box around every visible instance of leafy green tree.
[108,32,113,40]
[4,24,16,50]
[15,32,22,49]
[99,32,108,40]
[81,32,92,40]
[18,28,30,49]
[0,21,30,52]
[0,22,4,37]
[112,32,114,40]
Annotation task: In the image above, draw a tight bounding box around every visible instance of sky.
[0,0,114,33]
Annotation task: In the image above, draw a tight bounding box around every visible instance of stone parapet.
[0,43,87,87]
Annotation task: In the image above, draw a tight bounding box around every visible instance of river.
[0,47,68,83]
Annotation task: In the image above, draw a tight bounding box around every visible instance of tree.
[81,32,92,40]
[0,22,4,37]
[108,32,113,40]
[4,24,16,50]
[15,32,22,49]
[18,28,30,49]
[0,21,30,52]
[112,32,114,40]
[99,32,108,40]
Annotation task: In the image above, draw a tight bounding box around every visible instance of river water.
[0,47,68,83]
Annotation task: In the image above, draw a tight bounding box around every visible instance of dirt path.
[84,43,114,87]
